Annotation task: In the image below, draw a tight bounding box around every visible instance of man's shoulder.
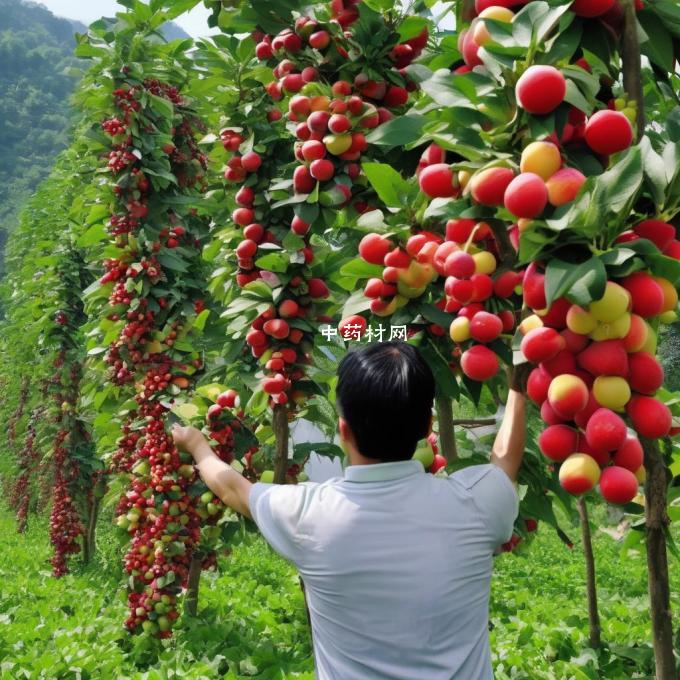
[447,463,514,493]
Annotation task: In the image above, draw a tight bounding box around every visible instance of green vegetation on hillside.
[0,0,82,253]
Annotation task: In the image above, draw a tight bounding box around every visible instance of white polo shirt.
[249,462,518,680]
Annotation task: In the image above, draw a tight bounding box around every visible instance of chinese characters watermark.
[321,323,408,343]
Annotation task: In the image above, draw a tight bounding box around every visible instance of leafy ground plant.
[0,506,677,679]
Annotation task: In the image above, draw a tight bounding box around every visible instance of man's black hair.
[336,341,435,462]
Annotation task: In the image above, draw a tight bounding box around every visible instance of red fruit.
[499,310,515,332]
[516,66,566,115]
[359,233,392,265]
[613,437,644,472]
[446,277,474,304]
[460,345,499,381]
[308,110,331,133]
[309,30,330,49]
[339,315,367,339]
[241,151,262,173]
[461,30,482,67]
[541,350,576,377]
[384,248,411,268]
[384,85,408,108]
[470,311,503,343]
[470,274,494,302]
[627,395,672,439]
[664,240,680,259]
[246,329,267,347]
[419,164,458,198]
[243,223,265,243]
[621,272,665,318]
[217,389,238,408]
[585,110,633,155]
[291,215,310,235]
[541,400,567,425]
[235,186,255,207]
[233,208,254,226]
[528,366,553,405]
[236,239,258,259]
[539,424,579,462]
[328,113,351,134]
[263,319,290,339]
[520,327,566,364]
[599,466,638,505]
[263,374,288,394]
[633,220,676,252]
[574,391,600,429]
[539,297,571,329]
[586,408,627,452]
[278,299,300,318]
[504,173,548,219]
[308,278,330,298]
[577,340,629,377]
[628,352,664,394]
[430,454,447,473]
[293,165,316,193]
[470,167,515,206]
[282,73,304,93]
[445,218,476,243]
[310,158,335,181]
[548,374,589,418]
[256,41,273,60]
[301,140,326,161]
[571,0,615,18]
[561,328,589,354]
[493,271,521,298]
[444,251,476,278]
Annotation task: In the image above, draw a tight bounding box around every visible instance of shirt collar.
[344,460,424,483]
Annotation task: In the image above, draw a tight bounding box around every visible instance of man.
[173,341,525,679]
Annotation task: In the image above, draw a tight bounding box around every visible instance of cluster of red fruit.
[47,354,85,577]
[458,0,643,73]
[245,295,325,406]
[13,407,41,534]
[97,76,212,634]
[520,249,677,504]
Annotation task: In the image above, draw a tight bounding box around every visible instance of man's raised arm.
[172,425,253,518]
[490,369,528,482]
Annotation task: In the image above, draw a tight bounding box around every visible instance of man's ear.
[338,417,350,441]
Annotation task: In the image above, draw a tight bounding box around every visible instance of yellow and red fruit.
[559,453,601,495]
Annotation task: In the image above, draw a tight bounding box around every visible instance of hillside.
[0,0,80,254]
[0,0,190,264]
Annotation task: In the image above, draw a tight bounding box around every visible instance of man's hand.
[171,423,253,519]
[491,387,526,482]
[172,424,208,461]
[505,363,532,394]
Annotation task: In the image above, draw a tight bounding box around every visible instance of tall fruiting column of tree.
[46,246,94,575]
[438,0,678,672]
[197,0,425,482]
[77,14,215,635]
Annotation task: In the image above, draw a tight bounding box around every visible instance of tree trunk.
[273,404,290,485]
[621,0,645,139]
[621,2,675,674]
[184,554,202,617]
[435,395,457,461]
[642,438,676,680]
[577,497,601,648]
[82,494,100,565]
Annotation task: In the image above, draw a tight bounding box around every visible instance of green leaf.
[397,16,429,41]
[254,252,289,273]
[362,162,411,209]
[639,136,667,208]
[365,115,427,148]
[545,256,606,307]
[637,10,675,71]
[77,223,108,248]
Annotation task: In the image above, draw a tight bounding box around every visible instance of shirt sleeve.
[248,481,317,566]
[450,464,519,546]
